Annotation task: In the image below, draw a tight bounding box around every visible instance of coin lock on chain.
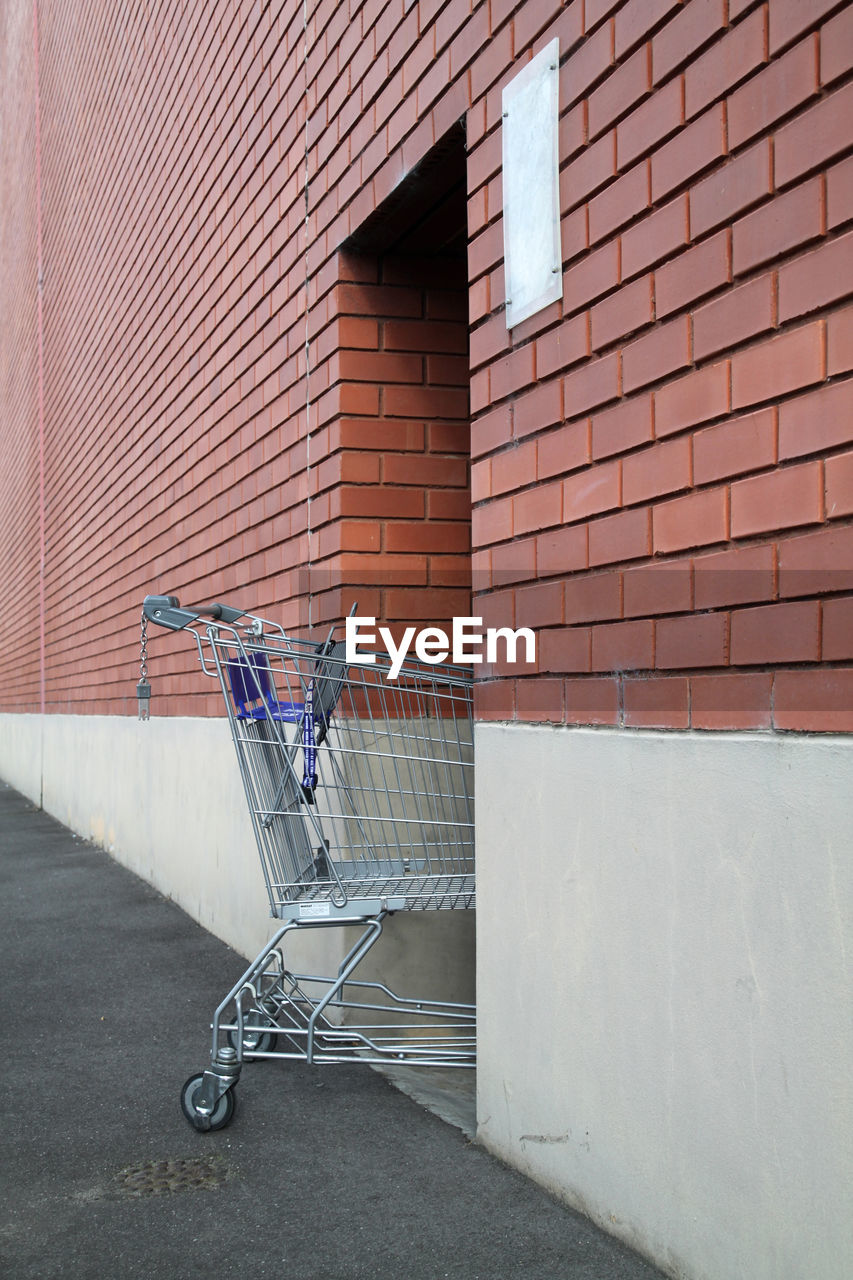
[137,611,151,720]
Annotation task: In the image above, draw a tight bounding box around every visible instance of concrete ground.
[0,780,667,1280]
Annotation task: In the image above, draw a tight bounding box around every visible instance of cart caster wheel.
[180,1073,236,1132]
[227,1014,276,1056]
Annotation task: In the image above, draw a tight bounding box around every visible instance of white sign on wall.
[501,38,562,329]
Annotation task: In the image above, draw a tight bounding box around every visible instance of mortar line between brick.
[304,0,312,629]
[33,0,46,735]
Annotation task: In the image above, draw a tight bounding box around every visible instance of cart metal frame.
[142,595,475,1130]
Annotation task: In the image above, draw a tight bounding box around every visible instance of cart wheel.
[180,1073,236,1132]
[227,1014,276,1056]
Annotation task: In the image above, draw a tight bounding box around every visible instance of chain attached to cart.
[137,612,151,721]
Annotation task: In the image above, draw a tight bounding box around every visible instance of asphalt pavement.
[0,780,667,1280]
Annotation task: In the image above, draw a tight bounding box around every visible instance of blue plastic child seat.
[225,652,303,722]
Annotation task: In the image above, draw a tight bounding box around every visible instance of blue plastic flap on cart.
[225,652,303,722]
[239,702,303,723]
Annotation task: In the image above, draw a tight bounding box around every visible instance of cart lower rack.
[142,595,475,1131]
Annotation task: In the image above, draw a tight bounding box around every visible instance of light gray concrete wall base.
[0,712,314,962]
[475,723,852,1280]
[0,713,44,805]
[0,713,474,998]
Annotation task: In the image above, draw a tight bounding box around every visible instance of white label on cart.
[300,902,332,918]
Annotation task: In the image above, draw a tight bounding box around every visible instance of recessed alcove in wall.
[301,123,477,1045]
[307,123,472,644]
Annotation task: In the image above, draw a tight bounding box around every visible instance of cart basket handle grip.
[142,594,247,631]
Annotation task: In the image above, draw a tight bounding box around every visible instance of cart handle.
[142,594,248,631]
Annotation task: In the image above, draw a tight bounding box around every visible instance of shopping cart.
[141,594,475,1130]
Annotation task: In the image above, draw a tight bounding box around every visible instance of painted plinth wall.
[1,710,475,996]
[476,724,852,1280]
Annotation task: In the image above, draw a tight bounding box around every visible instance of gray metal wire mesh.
[202,622,475,919]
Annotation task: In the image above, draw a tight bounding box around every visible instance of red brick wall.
[306,250,471,638]
[0,7,41,712]
[0,0,851,732]
[468,0,853,733]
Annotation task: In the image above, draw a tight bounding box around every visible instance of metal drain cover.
[114,1155,227,1197]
